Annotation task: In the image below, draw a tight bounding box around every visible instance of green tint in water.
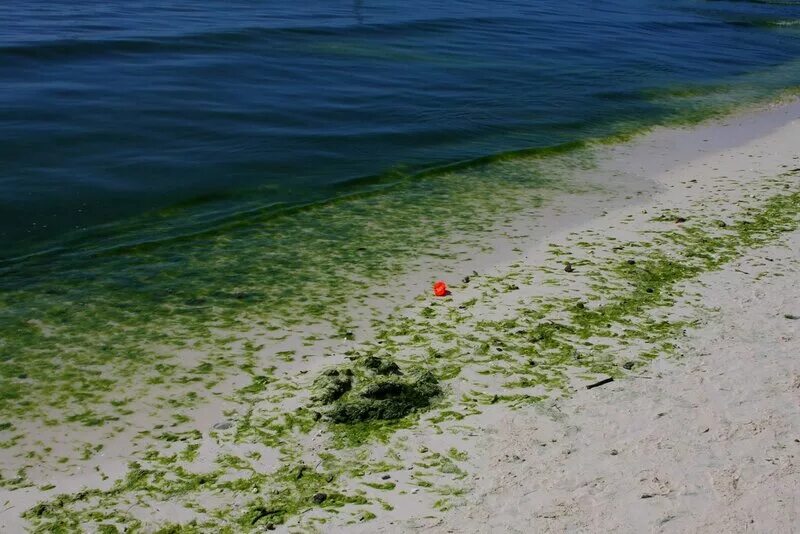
[0,148,585,423]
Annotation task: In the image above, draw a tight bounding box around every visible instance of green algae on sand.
[18,171,800,532]
[314,358,441,424]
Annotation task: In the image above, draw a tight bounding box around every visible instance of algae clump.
[311,369,353,404]
[312,357,440,424]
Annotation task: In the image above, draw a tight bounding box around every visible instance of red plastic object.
[433,280,448,297]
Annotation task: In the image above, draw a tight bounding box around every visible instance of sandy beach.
[342,99,800,532]
[418,227,800,534]
[3,99,799,532]
[355,101,800,533]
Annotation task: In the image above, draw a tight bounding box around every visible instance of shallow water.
[1,0,800,257]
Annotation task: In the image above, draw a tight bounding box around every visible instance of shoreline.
[3,98,800,532]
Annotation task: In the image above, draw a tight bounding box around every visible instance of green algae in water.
[0,145,584,425]
[2,69,797,427]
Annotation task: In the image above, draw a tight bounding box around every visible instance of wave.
[708,0,800,5]
[0,15,521,63]
[726,18,800,28]
[3,75,798,272]
[0,137,589,271]
[770,19,800,26]
[0,13,772,65]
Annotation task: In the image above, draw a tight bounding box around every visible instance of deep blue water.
[1,0,800,258]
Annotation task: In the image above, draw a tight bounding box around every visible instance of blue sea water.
[1,0,799,258]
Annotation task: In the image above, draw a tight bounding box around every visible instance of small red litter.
[433,280,449,297]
